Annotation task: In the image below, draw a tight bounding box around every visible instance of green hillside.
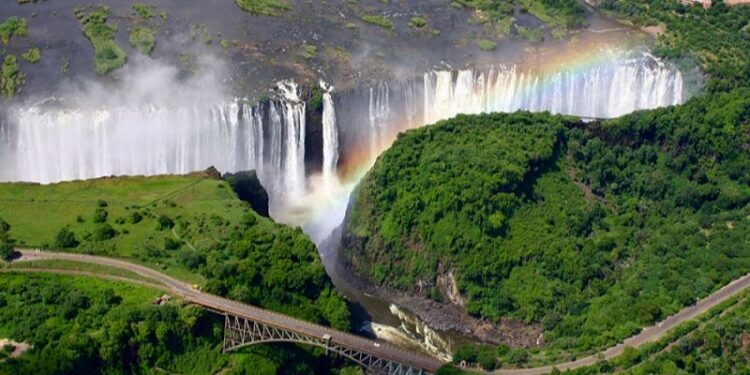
[0,172,351,374]
[342,89,750,364]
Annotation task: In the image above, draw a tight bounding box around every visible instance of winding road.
[7,250,750,374]
[10,250,442,373]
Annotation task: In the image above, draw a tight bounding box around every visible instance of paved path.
[11,250,443,373]
[9,250,750,374]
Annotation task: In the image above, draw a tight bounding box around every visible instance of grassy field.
[3,259,158,285]
[0,171,262,285]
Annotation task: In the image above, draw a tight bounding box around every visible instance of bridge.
[15,248,750,375]
[13,250,442,375]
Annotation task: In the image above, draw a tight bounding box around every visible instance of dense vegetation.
[0,274,226,374]
[0,274,361,375]
[75,5,127,75]
[0,218,14,260]
[599,0,750,92]
[0,172,352,374]
[620,297,750,374]
[343,87,750,363]
[0,54,24,98]
[128,3,159,55]
[20,48,39,64]
[0,16,26,45]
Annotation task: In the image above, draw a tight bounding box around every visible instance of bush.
[476,39,497,51]
[93,223,117,241]
[235,0,290,16]
[361,14,393,29]
[1,54,25,98]
[21,48,40,63]
[164,237,181,251]
[507,349,529,366]
[0,218,15,260]
[452,344,479,364]
[130,211,143,224]
[132,2,155,19]
[93,208,108,223]
[409,16,428,29]
[78,6,127,75]
[129,26,156,55]
[157,215,174,230]
[0,16,27,44]
[54,227,79,249]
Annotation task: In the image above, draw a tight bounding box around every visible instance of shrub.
[129,26,156,55]
[476,39,497,51]
[164,237,181,251]
[93,208,108,223]
[409,16,428,29]
[0,218,15,260]
[132,3,155,19]
[1,54,25,97]
[93,223,117,241]
[78,6,127,75]
[361,15,393,29]
[235,0,290,16]
[0,16,27,44]
[157,215,174,230]
[21,48,41,63]
[130,211,143,224]
[54,227,79,248]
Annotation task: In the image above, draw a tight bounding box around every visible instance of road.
[9,250,750,374]
[11,250,443,373]
[492,272,750,375]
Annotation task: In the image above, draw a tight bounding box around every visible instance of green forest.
[599,0,750,92]
[344,92,749,360]
[344,1,750,370]
[0,273,359,375]
[0,173,352,374]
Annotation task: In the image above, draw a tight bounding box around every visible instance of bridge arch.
[222,314,431,375]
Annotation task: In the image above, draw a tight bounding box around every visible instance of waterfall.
[368,82,391,159]
[422,58,683,124]
[276,80,306,200]
[320,81,339,183]
[0,82,308,206]
[0,54,685,230]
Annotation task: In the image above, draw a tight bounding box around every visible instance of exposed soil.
[0,339,31,360]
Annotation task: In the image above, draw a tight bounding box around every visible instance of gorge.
[0,49,687,358]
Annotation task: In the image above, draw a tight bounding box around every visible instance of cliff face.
[302,86,324,177]
[222,170,270,217]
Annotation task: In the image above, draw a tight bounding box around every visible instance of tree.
[54,227,79,249]
[0,218,15,260]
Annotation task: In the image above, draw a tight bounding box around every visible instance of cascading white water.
[0,81,308,206]
[276,80,307,200]
[368,82,391,159]
[0,54,685,221]
[320,81,339,183]
[422,57,683,125]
